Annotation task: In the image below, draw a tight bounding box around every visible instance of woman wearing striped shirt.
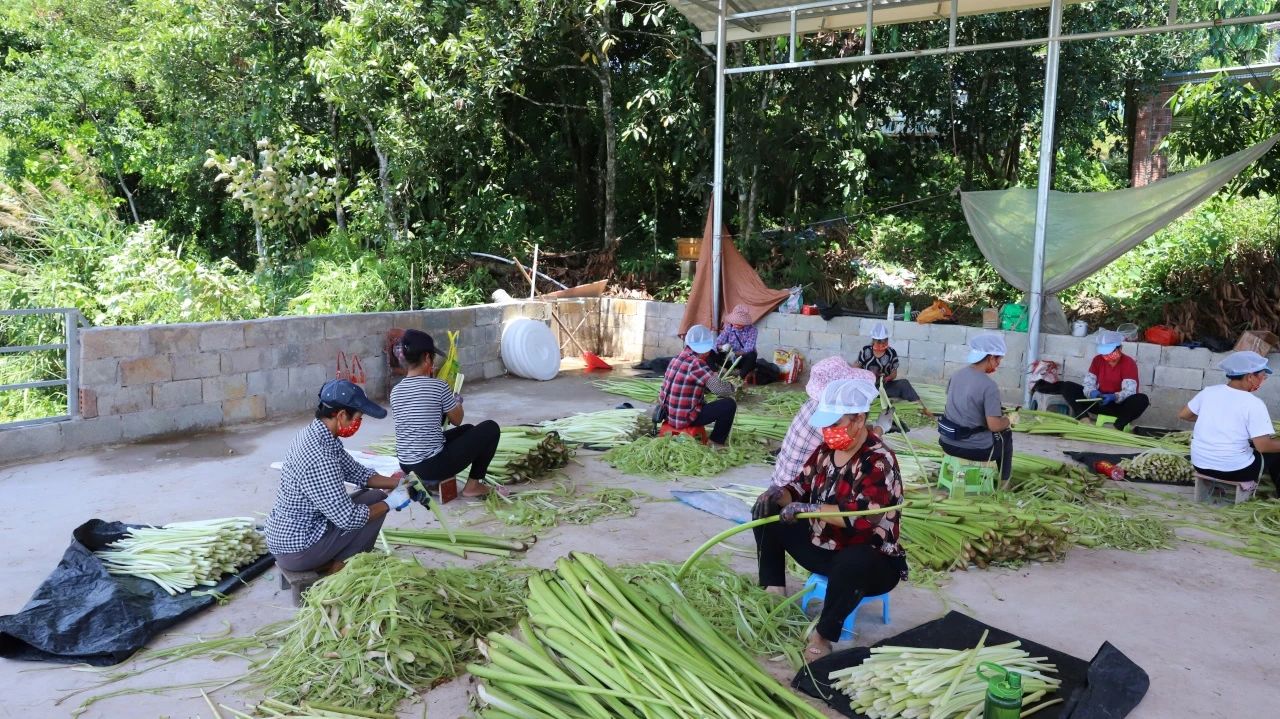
[390,329,501,500]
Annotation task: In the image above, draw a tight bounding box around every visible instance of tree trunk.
[254,220,266,266]
[592,14,618,249]
[361,114,397,245]
[330,104,346,232]
[114,163,140,225]
[1123,79,1138,187]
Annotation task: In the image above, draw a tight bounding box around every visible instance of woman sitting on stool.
[711,304,758,379]
[753,378,907,662]
[391,329,502,501]
[854,321,934,418]
[937,334,1013,486]
[1179,350,1280,495]
[1037,330,1149,430]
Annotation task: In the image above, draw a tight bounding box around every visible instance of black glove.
[752,486,785,521]
[780,502,820,523]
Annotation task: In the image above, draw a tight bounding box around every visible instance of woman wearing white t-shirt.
[1178,351,1280,489]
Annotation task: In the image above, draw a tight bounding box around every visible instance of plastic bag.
[1143,325,1180,346]
[779,286,803,314]
[915,299,953,324]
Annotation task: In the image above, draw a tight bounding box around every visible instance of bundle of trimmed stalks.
[829,630,1062,719]
[96,517,266,595]
[1011,410,1186,451]
[485,428,572,485]
[900,496,1071,571]
[537,408,647,448]
[468,553,828,718]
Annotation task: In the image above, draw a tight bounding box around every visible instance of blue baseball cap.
[319,379,387,418]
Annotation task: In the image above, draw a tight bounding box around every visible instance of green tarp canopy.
[961,136,1278,294]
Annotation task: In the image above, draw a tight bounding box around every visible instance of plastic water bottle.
[903,302,912,322]
[886,303,895,323]
[978,663,1023,719]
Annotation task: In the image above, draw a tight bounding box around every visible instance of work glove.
[388,470,406,483]
[779,502,820,524]
[1087,389,1102,399]
[752,486,785,520]
[719,343,732,354]
[384,486,412,511]
[1101,393,1117,405]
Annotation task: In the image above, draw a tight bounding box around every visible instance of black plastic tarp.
[793,611,1148,719]
[0,519,273,666]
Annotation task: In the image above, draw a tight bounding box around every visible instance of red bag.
[1144,325,1180,346]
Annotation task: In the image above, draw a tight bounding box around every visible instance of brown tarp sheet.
[679,206,790,336]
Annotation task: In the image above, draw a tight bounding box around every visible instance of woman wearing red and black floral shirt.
[754,378,907,661]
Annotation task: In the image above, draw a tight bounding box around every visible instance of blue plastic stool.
[798,573,891,641]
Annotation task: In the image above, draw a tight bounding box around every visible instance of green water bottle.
[903,302,911,322]
[977,662,1023,719]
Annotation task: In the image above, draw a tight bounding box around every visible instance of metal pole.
[529,244,539,299]
[789,10,797,63]
[949,0,958,48]
[711,0,728,328]
[864,0,874,56]
[1024,0,1064,407]
[65,309,79,418]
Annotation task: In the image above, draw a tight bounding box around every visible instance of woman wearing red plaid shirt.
[753,378,907,661]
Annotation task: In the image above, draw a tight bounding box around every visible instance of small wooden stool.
[278,567,321,606]
[658,422,709,444]
[1194,474,1257,505]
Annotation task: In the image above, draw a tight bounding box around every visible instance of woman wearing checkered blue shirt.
[265,380,413,575]
[391,329,501,500]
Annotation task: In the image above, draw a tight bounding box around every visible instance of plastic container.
[887,303,895,323]
[1072,320,1088,337]
[1117,322,1139,341]
[903,302,912,322]
[977,662,1023,719]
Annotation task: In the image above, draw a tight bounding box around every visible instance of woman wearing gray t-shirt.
[936,334,1013,485]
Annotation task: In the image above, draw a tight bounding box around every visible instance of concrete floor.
[0,369,1274,718]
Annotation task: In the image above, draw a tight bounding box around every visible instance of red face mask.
[335,414,362,438]
[822,425,855,451]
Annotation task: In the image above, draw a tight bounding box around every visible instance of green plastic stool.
[1094,413,1133,432]
[937,455,997,497]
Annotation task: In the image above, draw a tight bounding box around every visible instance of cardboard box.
[1234,330,1279,357]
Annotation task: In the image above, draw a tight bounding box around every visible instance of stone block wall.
[3,306,506,464]
[634,300,1280,429]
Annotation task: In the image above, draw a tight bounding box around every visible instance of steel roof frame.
[681,0,1280,404]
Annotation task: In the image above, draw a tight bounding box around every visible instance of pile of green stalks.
[366,429,571,485]
[884,436,1105,503]
[734,410,792,440]
[829,630,1062,719]
[750,386,808,416]
[619,558,812,669]
[485,428,572,485]
[1012,410,1187,452]
[900,495,1072,571]
[1117,451,1195,484]
[1051,501,1175,551]
[255,553,529,714]
[213,697,393,719]
[95,517,267,595]
[537,409,648,448]
[467,553,828,718]
[593,377,662,403]
[602,434,772,479]
[484,481,645,531]
[381,528,533,558]
[1179,499,1280,571]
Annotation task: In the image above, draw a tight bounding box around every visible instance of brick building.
[1132,62,1280,187]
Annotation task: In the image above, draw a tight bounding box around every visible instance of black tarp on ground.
[0,519,273,666]
[793,611,1148,719]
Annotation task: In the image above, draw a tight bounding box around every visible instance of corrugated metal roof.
[668,0,1076,44]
